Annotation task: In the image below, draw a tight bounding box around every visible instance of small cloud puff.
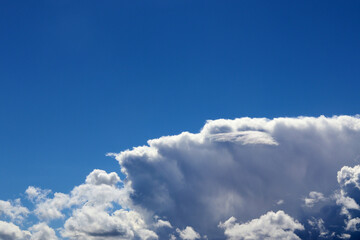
[304,191,326,207]
[176,226,201,240]
[85,169,121,186]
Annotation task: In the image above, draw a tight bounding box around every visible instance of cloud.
[33,192,70,221]
[307,218,330,238]
[304,191,326,207]
[2,116,360,239]
[219,210,304,240]
[176,226,200,240]
[31,169,131,221]
[0,220,31,240]
[85,169,121,186]
[111,115,360,237]
[154,219,172,229]
[27,169,162,240]
[0,199,29,223]
[25,187,51,203]
[0,221,57,240]
[28,223,58,240]
[61,206,157,240]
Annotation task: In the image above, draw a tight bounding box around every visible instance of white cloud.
[0,220,31,240]
[110,115,360,236]
[304,191,325,207]
[29,222,57,240]
[0,199,29,222]
[33,169,131,221]
[2,116,360,239]
[208,131,278,145]
[85,169,121,186]
[219,211,304,240]
[26,169,157,239]
[33,192,70,221]
[307,218,331,238]
[339,233,351,239]
[337,165,360,209]
[25,186,51,203]
[345,217,360,231]
[154,219,172,228]
[176,226,200,240]
[61,206,157,240]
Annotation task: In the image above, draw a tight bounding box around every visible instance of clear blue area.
[1,0,359,199]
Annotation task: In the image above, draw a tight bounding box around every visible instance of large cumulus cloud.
[1,115,360,239]
[111,116,360,238]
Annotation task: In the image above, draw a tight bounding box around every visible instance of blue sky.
[1,0,359,213]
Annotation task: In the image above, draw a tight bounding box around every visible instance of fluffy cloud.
[0,220,31,240]
[61,206,157,240]
[33,192,70,220]
[25,187,51,203]
[0,221,57,240]
[2,116,360,239]
[27,169,162,240]
[31,169,131,221]
[29,223,58,240]
[176,226,200,240]
[0,199,29,222]
[304,191,326,207]
[85,169,121,186]
[111,115,360,237]
[154,219,172,228]
[219,210,304,240]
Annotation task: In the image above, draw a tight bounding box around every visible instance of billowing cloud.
[61,206,157,240]
[29,223,58,240]
[218,210,304,240]
[1,116,360,239]
[0,199,29,222]
[85,169,121,186]
[0,220,31,240]
[25,186,51,203]
[176,226,201,240]
[111,115,360,238]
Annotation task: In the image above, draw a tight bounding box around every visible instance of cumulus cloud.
[25,169,161,240]
[29,223,58,240]
[111,115,360,237]
[0,220,31,240]
[61,206,157,240]
[337,165,360,210]
[85,169,121,186]
[219,210,304,240]
[31,169,131,221]
[2,116,360,239]
[154,219,172,228]
[176,226,200,240]
[0,199,29,222]
[33,192,70,221]
[304,191,326,207]
[25,187,51,203]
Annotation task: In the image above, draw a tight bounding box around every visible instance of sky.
[1,1,360,239]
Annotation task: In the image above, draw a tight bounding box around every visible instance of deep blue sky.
[1,0,359,199]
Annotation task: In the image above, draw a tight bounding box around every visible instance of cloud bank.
[1,115,360,239]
